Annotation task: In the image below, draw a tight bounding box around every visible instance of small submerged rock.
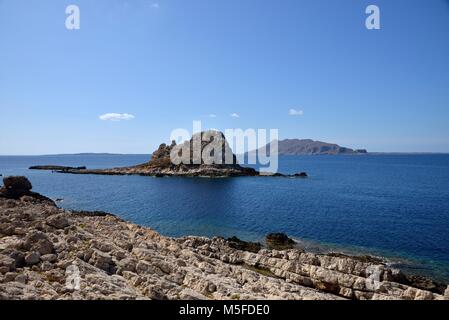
[259,172,308,178]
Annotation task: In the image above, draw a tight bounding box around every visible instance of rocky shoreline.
[1,177,448,300]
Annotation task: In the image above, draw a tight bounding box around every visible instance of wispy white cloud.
[99,113,135,121]
[151,3,160,8]
[289,108,304,116]
[230,113,240,118]
[208,114,217,118]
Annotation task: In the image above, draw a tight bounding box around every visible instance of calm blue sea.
[1,154,449,281]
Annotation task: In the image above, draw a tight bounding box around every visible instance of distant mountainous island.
[249,139,368,156]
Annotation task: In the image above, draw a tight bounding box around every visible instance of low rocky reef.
[29,166,87,171]
[1,177,448,300]
[32,131,308,178]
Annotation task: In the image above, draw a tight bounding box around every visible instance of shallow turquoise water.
[1,154,449,280]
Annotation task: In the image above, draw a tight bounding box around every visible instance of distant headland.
[248,139,368,156]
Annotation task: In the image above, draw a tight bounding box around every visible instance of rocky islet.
[31,131,307,178]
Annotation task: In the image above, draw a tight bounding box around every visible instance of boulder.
[116,257,137,274]
[40,254,57,263]
[89,249,116,274]
[266,233,295,250]
[0,176,55,205]
[15,274,28,284]
[3,176,32,191]
[23,231,54,255]
[8,250,25,268]
[0,254,16,273]
[25,252,41,266]
[46,214,70,229]
[0,223,15,236]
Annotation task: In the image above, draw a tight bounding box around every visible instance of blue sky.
[1,0,449,155]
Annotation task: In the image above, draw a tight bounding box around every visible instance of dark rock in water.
[0,176,55,205]
[266,233,296,250]
[3,176,32,191]
[260,172,308,178]
[294,172,308,178]
[71,210,116,218]
[29,165,87,171]
[155,173,165,178]
[227,236,261,253]
[259,172,285,177]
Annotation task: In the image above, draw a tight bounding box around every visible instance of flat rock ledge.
[1,196,448,300]
[29,166,87,171]
[52,165,260,178]
[52,166,307,178]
